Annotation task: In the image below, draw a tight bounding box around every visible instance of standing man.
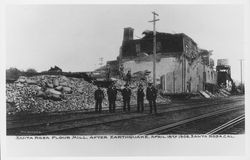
[106,65,111,81]
[126,70,132,84]
[137,84,145,112]
[146,82,158,114]
[119,64,124,79]
[122,83,131,112]
[94,85,104,113]
[107,83,117,113]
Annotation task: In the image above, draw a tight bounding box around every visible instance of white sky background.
[6,4,244,82]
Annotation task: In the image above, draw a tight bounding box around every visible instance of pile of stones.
[6,75,171,115]
[6,75,98,114]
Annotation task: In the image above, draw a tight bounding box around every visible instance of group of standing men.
[94,82,158,114]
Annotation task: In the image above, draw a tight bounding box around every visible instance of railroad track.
[205,114,245,134]
[137,107,244,135]
[7,98,243,135]
[8,97,243,128]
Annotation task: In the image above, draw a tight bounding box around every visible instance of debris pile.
[6,75,171,115]
[6,75,98,114]
[199,88,231,99]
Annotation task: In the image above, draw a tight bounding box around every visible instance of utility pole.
[149,11,159,86]
[240,59,243,89]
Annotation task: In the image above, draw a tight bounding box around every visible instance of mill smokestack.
[123,27,134,41]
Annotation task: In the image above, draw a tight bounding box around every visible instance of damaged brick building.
[118,27,218,94]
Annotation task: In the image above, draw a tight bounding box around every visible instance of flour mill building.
[116,27,219,94]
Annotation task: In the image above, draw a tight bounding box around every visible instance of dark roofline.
[181,33,197,45]
[140,30,197,45]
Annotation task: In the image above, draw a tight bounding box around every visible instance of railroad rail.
[7,99,243,135]
[205,114,245,134]
[137,107,244,135]
[7,96,244,135]
[8,97,243,128]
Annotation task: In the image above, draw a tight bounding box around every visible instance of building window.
[185,44,189,53]
[135,43,140,53]
[203,72,206,82]
[160,75,165,90]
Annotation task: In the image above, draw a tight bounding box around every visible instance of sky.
[6,4,245,82]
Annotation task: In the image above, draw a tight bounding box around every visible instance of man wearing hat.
[94,85,105,112]
[122,83,131,112]
[146,82,158,114]
[126,70,132,84]
[107,83,118,113]
[137,84,145,112]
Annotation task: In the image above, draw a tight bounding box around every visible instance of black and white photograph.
[1,0,249,159]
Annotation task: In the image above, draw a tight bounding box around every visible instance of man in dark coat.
[94,85,104,112]
[122,83,131,112]
[119,64,124,79]
[137,84,145,112]
[146,82,158,114]
[106,65,111,80]
[126,70,132,84]
[107,83,118,113]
